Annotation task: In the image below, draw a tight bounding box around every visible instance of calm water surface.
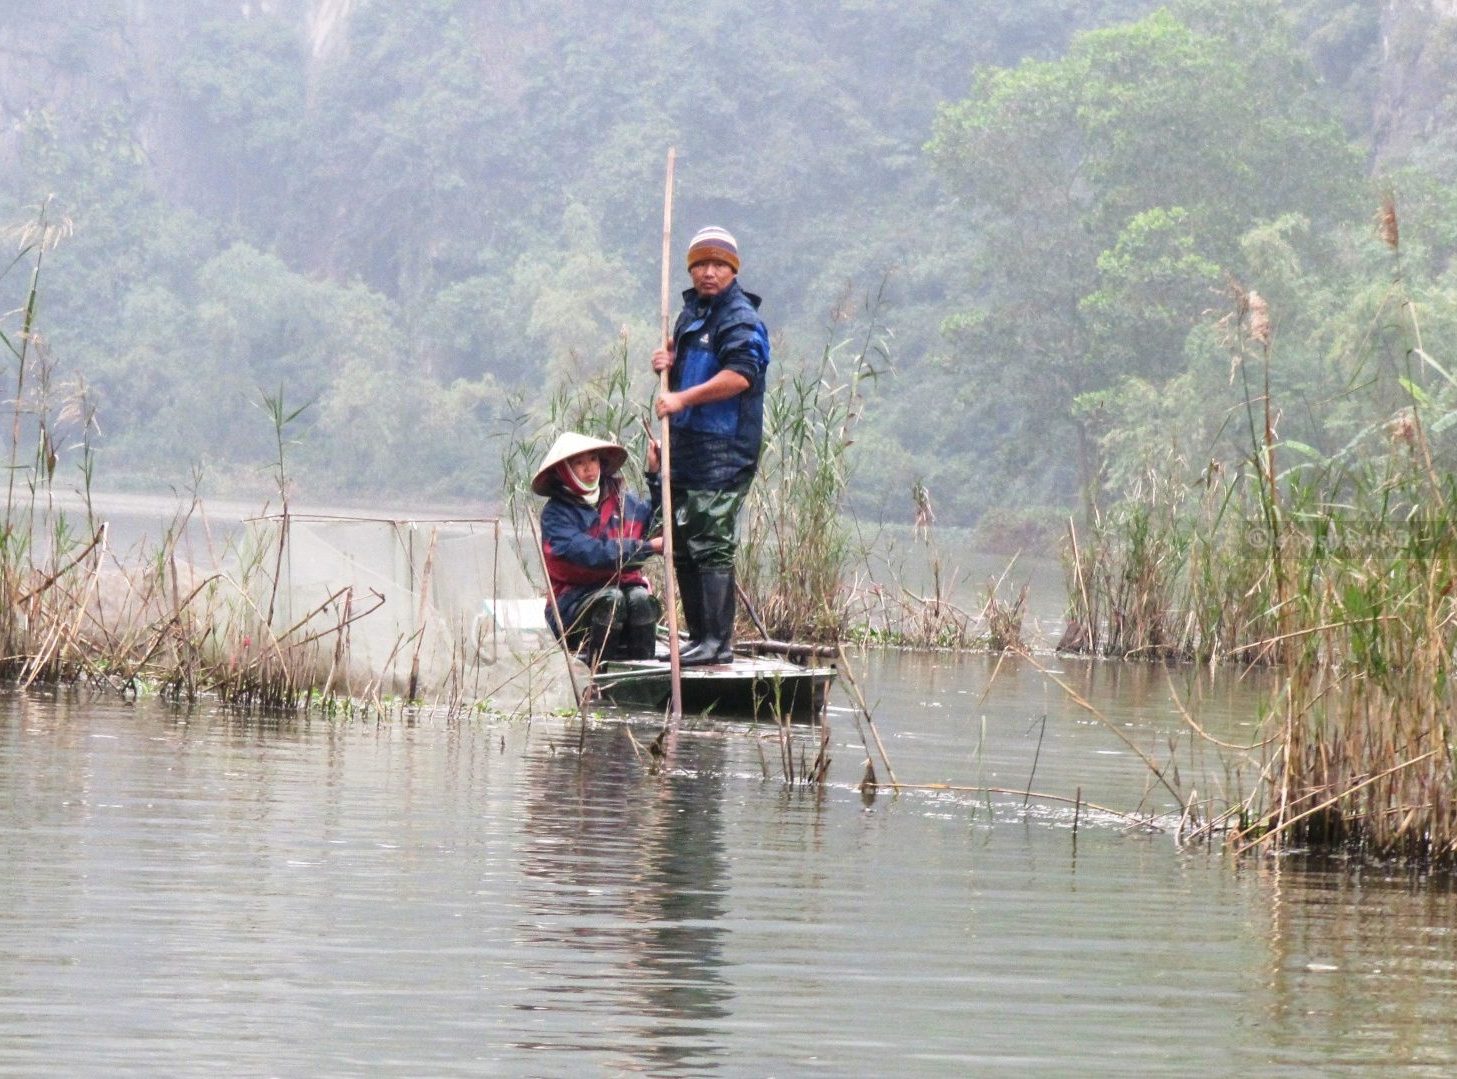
[3,652,1456,1076]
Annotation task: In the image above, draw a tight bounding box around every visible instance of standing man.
[652,226,771,666]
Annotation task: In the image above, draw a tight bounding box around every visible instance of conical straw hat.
[531,431,629,496]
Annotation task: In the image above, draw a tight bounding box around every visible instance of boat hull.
[589,654,833,720]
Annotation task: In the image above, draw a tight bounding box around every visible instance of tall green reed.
[0,201,96,682]
[739,297,885,641]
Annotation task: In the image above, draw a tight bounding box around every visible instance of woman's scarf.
[555,461,600,506]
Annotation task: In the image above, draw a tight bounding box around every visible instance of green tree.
[925,0,1362,517]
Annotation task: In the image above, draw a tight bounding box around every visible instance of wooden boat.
[588,652,835,720]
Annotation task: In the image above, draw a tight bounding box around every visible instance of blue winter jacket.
[666,278,771,490]
[539,473,661,637]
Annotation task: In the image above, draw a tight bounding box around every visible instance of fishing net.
[241,514,570,710]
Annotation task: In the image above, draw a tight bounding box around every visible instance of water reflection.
[517,724,731,1071]
[1257,859,1457,1071]
[7,670,1457,1074]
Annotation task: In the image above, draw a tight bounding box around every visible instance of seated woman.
[533,431,664,664]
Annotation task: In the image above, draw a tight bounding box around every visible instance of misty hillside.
[2,0,1454,527]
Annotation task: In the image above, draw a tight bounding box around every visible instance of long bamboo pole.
[658,148,683,719]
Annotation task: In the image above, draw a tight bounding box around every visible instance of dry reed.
[1058,196,1457,865]
[0,207,545,716]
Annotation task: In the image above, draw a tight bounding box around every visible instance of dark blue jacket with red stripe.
[540,473,660,636]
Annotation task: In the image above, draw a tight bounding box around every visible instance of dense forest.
[2,0,1455,530]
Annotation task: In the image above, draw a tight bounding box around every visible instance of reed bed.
[1,209,536,714]
[1,504,550,715]
[843,572,1027,651]
[1058,468,1284,663]
[1060,197,1457,865]
[739,308,884,642]
[0,498,470,712]
[0,343,408,709]
[1233,485,1457,863]
[840,516,1028,652]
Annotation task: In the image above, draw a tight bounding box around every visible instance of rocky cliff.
[1375,0,1457,170]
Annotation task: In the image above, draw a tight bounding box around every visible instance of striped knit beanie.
[686,226,740,273]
